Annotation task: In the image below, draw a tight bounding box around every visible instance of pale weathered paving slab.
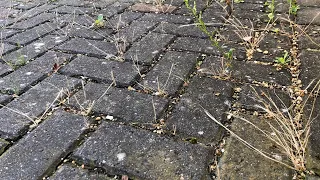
[219,114,295,179]
[72,122,213,179]
[0,110,88,180]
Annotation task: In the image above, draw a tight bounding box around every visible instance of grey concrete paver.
[0,51,73,95]
[0,63,13,76]
[0,110,88,180]
[9,13,56,30]
[68,82,168,123]
[60,55,144,86]
[137,51,199,95]
[4,34,68,66]
[0,0,319,179]
[0,74,81,140]
[166,75,234,144]
[56,38,117,58]
[125,32,175,64]
[50,164,114,180]
[6,21,61,46]
[115,20,156,43]
[0,139,9,155]
[72,121,213,179]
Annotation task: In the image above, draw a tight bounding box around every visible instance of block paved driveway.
[0,0,319,179]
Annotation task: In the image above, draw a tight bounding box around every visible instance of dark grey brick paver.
[139,13,192,24]
[50,164,114,180]
[297,8,320,25]
[69,82,168,123]
[4,35,68,65]
[137,51,199,95]
[0,29,19,39]
[166,75,234,144]
[231,60,291,86]
[153,22,208,38]
[171,37,221,55]
[50,5,97,15]
[107,11,143,29]
[0,139,9,154]
[0,110,88,180]
[0,63,13,76]
[115,20,156,43]
[0,94,12,105]
[10,13,56,29]
[53,25,113,40]
[0,74,81,140]
[60,55,144,86]
[56,38,117,58]
[0,51,73,94]
[97,2,132,18]
[238,84,291,111]
[72,122,213,179]
[125,32,175,64]
[6,22,61,46]
[1,43,17,55]
[300,50,320,88]
[13,4,57,21]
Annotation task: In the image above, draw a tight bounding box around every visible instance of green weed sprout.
[264,0,275,21]
[287,0,299,15]
[94,14,105,28]
[275,50,291,66]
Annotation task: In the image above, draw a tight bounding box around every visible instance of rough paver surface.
[0,0,319,179]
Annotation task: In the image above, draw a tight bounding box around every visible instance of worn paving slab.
[166,75,234,144]
[125,32,175,64]
[0,51,72,95]
[3,34,68,67]
[68,82,168,123]
[0,139,9,155]
[136,51,199,95]
[0,0,319,179]
[0,74,81,140]
[153,22,209,38]
[238,84,291,111]
[171,36,221,55]
[0,63,13,76]
[60,55,144,86]
[72,121,213,179]
[0,110,88,180]
[50,164,114,180]
[139,13,192,24]
[114,20,156,43]
[56,38,117,58]
[218,113,295,179]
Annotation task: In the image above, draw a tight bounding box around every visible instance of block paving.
[0,0,319,179]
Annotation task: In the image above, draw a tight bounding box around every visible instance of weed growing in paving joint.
[288,0,299,16]
[205,80,320,177]
[264,0,276,21]
[275,50,291,66]
[94,14,105,28]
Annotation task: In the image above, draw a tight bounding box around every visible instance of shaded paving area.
[0,0,319,179]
